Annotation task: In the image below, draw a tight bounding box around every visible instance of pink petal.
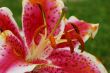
[67,16,99,40]
[7,61,36,73]
[22,0,64,46]
[0,30,27,73]
[0,7,22,41]
[57,16,99,51]
[47,49,107,73]
[30,66,68,73]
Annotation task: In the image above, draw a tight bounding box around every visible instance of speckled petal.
[67,16,99,41]
[57,16,99,51]
[0,7,22,41]
[7,61,36,73]
[22,0,65,46]
[0,30,27,73]
[47,49,108,73]
[30,66,68,73]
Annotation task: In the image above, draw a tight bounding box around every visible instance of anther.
[70,23,80,34]
[0,27,3,33]
[70,23,85,52]
[30,0,42,5]
[62,7,68,14]
[49,35,56,48]
[38,4,47,37]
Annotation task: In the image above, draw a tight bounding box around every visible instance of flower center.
[26,5,66,62]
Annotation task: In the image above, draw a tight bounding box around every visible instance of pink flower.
[0,0,108,73]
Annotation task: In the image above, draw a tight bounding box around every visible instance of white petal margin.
[56,0,65,9]
[57,47,108,73]
[81,51,108,73]
[7,61,37,73]
[0,7,20,31]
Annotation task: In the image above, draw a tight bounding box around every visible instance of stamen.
[64,31,85,53]
[49,35,56,48]
[73,32,85,52]
[70,23,85,52]
[65,31,74,53]
[38,4,47,38]
[47,7,67,49]
[30,0,42,5]
[70,23,80,34]
[34,25,46,39]
[49,7,68,36]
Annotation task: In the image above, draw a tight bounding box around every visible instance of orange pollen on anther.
[29,0,43,5]
[49,35,56,48]
[29,0,37,4]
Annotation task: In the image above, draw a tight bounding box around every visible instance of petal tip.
[57,0,65,9]
[91,23,99,39]
[67,16,79,23]
[0,7,13,15]
[82,51,108,73]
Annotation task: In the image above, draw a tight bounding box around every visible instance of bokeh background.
[0,0,110,72]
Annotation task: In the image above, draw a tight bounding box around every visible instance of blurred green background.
[0,0,110,72]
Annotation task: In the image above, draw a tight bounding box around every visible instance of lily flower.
[0,0,108,73]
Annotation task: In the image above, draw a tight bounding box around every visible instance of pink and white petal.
[58,16,99,51]
[43,0,65,36]
[47,49,108,73]
[82,51,108,73]
[0,7,22,41]
[22,0,43,46]
[22,0,65,46]
[67,16,99,40]
[40,45,53,59]
[7,61,37,73]
[31,66,68,73]
[0,30,27,73]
